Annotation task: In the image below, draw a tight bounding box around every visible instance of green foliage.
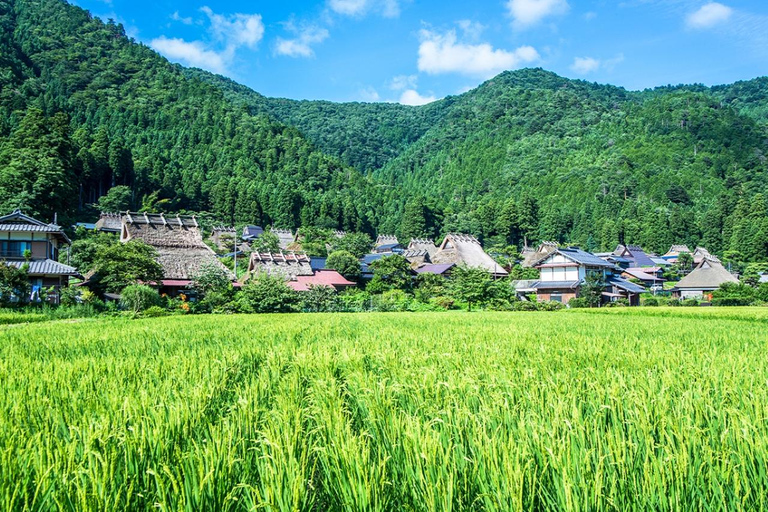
[95,185,132,212]
[567,297,590,308]
[237,273,299,313]
[120,284,161,314]
[91,240,163,294]
[581,273,606,308]
[331,232,372,258]
[251,231,280,253]
[191,262,231,298]
[367,254,412,293]
[325,250,360,280]
[449,265,493,311]
[301,285,338,313]
[0,261,30,306]
[711,282,757,306]
[68,232,117,273]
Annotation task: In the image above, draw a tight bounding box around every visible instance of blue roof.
[75,222,97,230]
[624,245,656,267]
[310,257,327,271]
[557,248,616,268]
[608,277,646,294]
[242,225,264,239]
[376,243,402,252]
[360,253,385,277]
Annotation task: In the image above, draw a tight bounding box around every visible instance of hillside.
[1,0,767,260]
[0,0,377,231]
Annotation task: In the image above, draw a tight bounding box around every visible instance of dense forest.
[0,0,767,260]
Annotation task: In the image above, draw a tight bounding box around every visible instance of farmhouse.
[662,244,692,263]
[375,235,402,253]
[94,212,122,233]
[211,226,237,251]
[245,252,313,280]
[241,225,264,241]
[120,212,234,294]
[613,244,656,267]
[521,241,558,268]
[0,210,79,302]
[286,270,355,291]
[671,257,738,300]
[622,267,665,288]
[430,233,508,277]
[530,247,645,305]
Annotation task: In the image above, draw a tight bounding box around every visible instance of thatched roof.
[402,248,430,266]
[431,233,508,277]
[521,241,558,268]
[245,252,313,280]
[664,245,691,258]
[375,235,399,247]
[674,257,737,290]
[692,246,715,263]
[270,228,295,250]
[95,212,123,233]
[120,212,233,281]
[408,238,437,257]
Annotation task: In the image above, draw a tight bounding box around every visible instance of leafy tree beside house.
[449,265,493,311]
[326,250,361,280]
[90,240,164,294]
[0,262,31,307]
[367,254,413,293]
[581,272,605,308]
[236,273,299,313]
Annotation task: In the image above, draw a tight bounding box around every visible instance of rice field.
[1,308,768,511]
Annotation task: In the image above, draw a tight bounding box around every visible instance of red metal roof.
[287,270,355,291]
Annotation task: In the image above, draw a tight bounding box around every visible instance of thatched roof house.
[521,241,558,268]
[211,226,237,251]
[431,233,508,277]
[245,252,313,280]
[120,212,234,286]
[408,238,438,258]
[662,244,691,262]
[95,212,123,233]
[271,228,294,250]
[671,257,737,299]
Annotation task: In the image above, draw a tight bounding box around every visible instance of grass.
[1,308,767,511]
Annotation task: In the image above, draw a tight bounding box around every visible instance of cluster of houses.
[0,209,748,305]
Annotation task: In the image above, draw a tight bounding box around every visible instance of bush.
[326,251,361,280]
[301,285,339,313]
[605,298,629,308]
[667,299,682,307]
[236,274,299,313]
[538,300,565,311]
[374,289,412,312]
[567,297,589,309]
[120,284,161,314]
[143,305,168,317]
[429,296,455,310]
[337,289,372,312]
[681,298,699,307]
[641,296,659,307]
[512,300,538,311]
[711,297,754,306]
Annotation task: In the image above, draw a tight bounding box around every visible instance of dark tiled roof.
[414,263,454,275]
[4,259,79,276]
[532,280,581,290]
[557,248,616,268]
[242,225,265,239]
[607,277,646,294]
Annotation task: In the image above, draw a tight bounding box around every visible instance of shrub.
[711,297,754,307]
[641,296,659,307]
[374,289,411,312]
[143,306,168,317]
[512,300,538,311]
[567,297,589,309]
[301,285,339,313]
[237,274,299,313]
[326,251,361,280]
[120,284,161,314]
[429,296,455,310]
[539,300,565,311]
[681,298,699,307]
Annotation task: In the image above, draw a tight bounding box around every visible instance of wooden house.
[374,235,402,254]
[531,247,645,305]
[0,210,79,302]
[613,244,656,267]
[403,238,437,267]
[692,247,713,265]
[430,233,508,277]
[120,212,234,294]
[662,245,692,263]
[671,257,738,300]
[242,225,265,241]
[622,267,665,288]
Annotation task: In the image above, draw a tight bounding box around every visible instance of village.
[0,208,764,312]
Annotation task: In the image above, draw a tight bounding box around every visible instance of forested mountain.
[1,0,767,261]
[0,0,376,232]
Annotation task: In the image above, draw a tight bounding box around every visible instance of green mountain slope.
[0,0,375,231]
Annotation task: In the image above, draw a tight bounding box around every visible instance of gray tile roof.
[532,280,581,290]
[607,277,646,294]
[557,247,616,268]
[0,224,62,232]
[5,259,79,276]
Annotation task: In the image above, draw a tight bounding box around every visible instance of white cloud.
[150,36,228,73]
[584,11,597,21]
[275,24,329,58]
[201,6,264,49]
[170,11,194,25]
[457,19,485,41]
[327,0,400,18]
[399,89,437,106]
[506,0,569,28]
[418,28,539,77]
[686,2,732,29]
[359,86,381,101]
[570,56,600,74]
[389,74,418,91]
[569,53,624,75]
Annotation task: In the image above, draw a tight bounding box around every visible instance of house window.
[0,241,31,258]
[550,294,563,303]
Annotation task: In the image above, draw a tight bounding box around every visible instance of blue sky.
[71,0,768,104]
